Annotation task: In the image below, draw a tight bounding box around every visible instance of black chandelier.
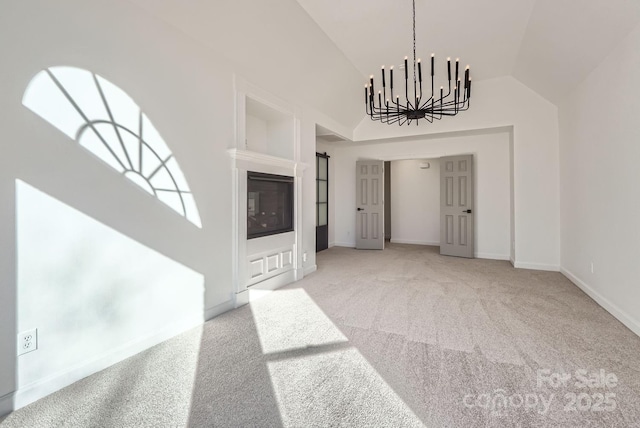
[365,0,472,125]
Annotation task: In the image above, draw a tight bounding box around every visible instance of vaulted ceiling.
[295,0,640,104]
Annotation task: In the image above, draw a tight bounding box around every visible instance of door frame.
[316,152,329,252]
[373,128,514,263]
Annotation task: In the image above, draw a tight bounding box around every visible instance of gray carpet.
[2,243,640,427]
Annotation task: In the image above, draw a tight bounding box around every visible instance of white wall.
[16,182,205,405]
[559,21,640,336]
[0,0,362,411]
[390,159,440,246]
[331,132,511,260]
[355,76,560,270]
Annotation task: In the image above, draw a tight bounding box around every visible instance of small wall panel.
[250,259,264,279]
[266,254,280,273]
[282,250,293,268]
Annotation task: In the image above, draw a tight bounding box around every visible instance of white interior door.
[440,155,474,258]
[356,160,384,250]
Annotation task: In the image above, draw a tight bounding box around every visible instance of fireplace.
[247,171,294,239]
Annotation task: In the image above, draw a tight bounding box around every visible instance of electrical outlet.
[590,262,594,274]
[17,328,37,356]
[303,252,308,263]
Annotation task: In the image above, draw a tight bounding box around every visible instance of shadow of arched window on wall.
[22,66,202,227]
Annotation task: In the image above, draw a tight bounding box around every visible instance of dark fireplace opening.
[247,172,294,239]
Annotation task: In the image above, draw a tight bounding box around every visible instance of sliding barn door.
[356,160,384,250]
[440,155,474,258]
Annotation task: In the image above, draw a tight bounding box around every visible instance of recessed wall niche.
[245,97,295,160]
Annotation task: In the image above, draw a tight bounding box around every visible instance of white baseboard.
[304,265,317,276]
[475,252,511,261]
[204,299,235,321]
[328,242,336,248]
[12,314,204,411]
[562,268,640,338]
[245,270,298,303]
[334,242,356,248]
[235,290,249,308]
[235,269,302,308]
[390,239,439,246]
[513,261,560,272]
[0,392,14,417]
[249,270,296,291]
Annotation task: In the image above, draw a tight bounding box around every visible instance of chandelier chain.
[412,0,416,85]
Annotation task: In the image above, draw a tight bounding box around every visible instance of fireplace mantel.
[227,149,307,175]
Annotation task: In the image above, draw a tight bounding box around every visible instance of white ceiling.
[295,0,640,104]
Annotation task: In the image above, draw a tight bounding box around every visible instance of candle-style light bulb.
[404,56,409,79]
[464,66,470,89]
[431,53,435,77]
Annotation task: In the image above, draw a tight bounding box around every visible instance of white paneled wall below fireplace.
[247,233,295,286]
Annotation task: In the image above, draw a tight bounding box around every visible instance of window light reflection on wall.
[22,66,202,228]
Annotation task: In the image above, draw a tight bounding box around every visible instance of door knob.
[462,209,472,213]
[357,208,364,211]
